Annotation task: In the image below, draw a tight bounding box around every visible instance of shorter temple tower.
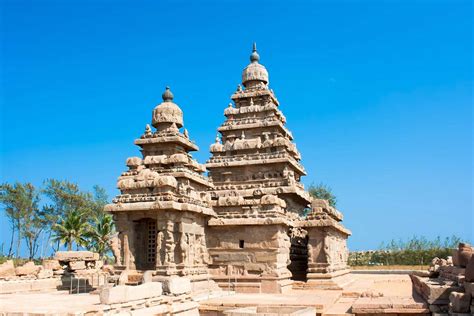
[106,87,217,291]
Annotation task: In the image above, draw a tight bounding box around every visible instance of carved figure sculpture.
[109,233,122,266]
[180,233,189,265]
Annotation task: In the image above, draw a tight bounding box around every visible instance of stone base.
[153,273,221,296]
[0,278,61,294]
[410,274,462,305]
[296,268,352,290]
[213,276,293,294]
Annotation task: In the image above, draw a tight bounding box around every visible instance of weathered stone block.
[410,274,462,304]
[55,251,99,261]
[254,252,276,262]
[37,269,53,279]
[214,253,251,263]
[42,259,61,270]
[99,282,163,304]
[464,282,474,296]
[0,260,15,278]
[15,261,41,276]
[465,254,474,282]
[224,306,315,316]
[69,260,86,271]
[159,276,191,295]
[142,270,153,283]
[449,291,471,313]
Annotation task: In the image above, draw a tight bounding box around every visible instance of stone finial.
[162,86,174,102]
[237,84,242,92]
[249,98,254,106]
[250,42,260,63]
[241,131,246,139]
[215,134,221,143]
[144,124,152,136]
[228,102,233,108]
[183,128,189,138]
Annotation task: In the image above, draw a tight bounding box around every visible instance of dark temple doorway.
[135,218,157,270]
[288,229,308,281]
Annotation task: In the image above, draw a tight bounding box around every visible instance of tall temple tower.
[205,44,312,293]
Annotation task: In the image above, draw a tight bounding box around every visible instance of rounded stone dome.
[241,43,269,87]
[152,87,183,128]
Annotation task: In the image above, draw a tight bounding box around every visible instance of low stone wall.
[100,282,163,304]
[0,278,61,294]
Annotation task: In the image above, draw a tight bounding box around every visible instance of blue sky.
[0,0,472,252]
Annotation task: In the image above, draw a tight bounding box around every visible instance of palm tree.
[87,214,115,258]
[52,209,90,251]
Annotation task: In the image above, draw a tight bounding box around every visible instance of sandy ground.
[0,274,427,315]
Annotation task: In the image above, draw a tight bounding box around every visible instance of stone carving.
[109,233,122,266]
[180,233,189,265]
[156,231,164,266]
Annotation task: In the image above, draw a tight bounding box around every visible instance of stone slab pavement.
[0,290,102,314]
[0,274,430,316]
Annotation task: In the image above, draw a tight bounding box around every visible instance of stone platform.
[200,274,428,316]
[0,274,430,316]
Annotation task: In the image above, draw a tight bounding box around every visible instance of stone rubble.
[411,242,474,315]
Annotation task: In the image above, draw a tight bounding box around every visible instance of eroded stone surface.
[99,282,163,304]
[449,291,471,313]
[0,260,15,279]
[15,261,41,276]
[55,251,99,261]
[158,276,191,295]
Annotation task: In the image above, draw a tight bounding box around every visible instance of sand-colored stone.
[55,251,99,261]
[36,269,53,279]
[0,260,15,279]
[158,276,192,295]
[69,260,86,271]
[42,259,61,271]
[14,261,41,276]
[224,306,316,316]
[99,282,163,304]
[0,278,60,294]
[449,291,471,313]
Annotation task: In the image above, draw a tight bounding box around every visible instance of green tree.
[0,182,44,258]
[88,185,109,219]
[52,209,91,251]
[42,179,91,252]
[308,183,337,207]
[87,214,115,258]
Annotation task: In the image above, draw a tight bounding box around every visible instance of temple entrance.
[288,228,308,281]
[135,218,158,270]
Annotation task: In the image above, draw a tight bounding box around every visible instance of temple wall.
[206,224,292,292]
[113,211,209,276]
[306,226,349,275]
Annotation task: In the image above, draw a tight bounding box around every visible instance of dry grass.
[350,265,429,270]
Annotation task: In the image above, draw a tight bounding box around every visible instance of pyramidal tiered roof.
[206,44,311,225]
[110,87,214,216]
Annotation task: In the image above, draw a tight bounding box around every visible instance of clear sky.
[1,0,472,252]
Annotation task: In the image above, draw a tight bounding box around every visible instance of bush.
[308,183,337,207]
[349,235,462,266]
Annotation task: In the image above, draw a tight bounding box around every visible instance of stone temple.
[105,44,351,294]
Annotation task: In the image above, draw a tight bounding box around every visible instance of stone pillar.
[123,233,130,270]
